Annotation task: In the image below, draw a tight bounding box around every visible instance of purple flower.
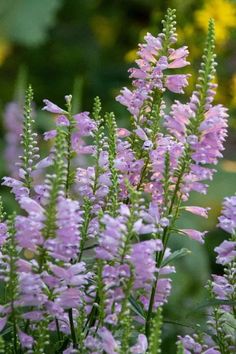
[116,30,190,118]
[50,263,89,287]
[97,327,119,354]
[22,311,43,321]
[19,197,44,218]
[191,105,228,165]
[16,215,44,251]
[116,87,148,118]
[55,288,82,309]
[130,334,148,353]
[168,46,190,68]
[2,177,29,200]
[0,316,7,332]
[165,74,189,93]
[44,197,82,261]
[204,349,220,354]
[178,335,202,354]
[18,330,34,349]
[215,240,236,265]
[0,223,7,246]
[165,101,193,141]
[96,213,127,261]
[43,129,57,141]
[131,240,163,288]
[149,135,184,204]
[211,275,233,299]
[56,115,70,126]
[42,99,66,114]
[18,272,47,307]
[218,195,236,234]
[74,112,96,136]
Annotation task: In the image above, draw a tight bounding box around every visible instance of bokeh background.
[0,0,236,352]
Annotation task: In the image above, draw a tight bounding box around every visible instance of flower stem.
[68,309,77,348]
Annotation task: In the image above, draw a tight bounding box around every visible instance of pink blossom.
[180,229,207,243]
[165,74,189,93]
[117,128,130,138]
[185,206,210,218]
[42,99,66,114]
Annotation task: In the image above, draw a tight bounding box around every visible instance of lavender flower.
[218,195,236,234]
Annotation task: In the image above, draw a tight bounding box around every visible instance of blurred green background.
[0,0,236,352]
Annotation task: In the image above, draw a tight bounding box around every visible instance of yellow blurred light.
[0,39,11,65]
[195,0,236,42]
[24,249,34,260]
[221,160,236,173]
[124,49,137,63]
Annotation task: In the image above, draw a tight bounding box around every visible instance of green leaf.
[191,299,236,312]
[129,295,145,320]
[161,248,191,267]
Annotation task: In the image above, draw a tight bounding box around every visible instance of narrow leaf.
[129,295,145,320]
[161,248,191,267]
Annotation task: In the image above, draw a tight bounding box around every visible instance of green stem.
[65,123,73,197]
[55,318,62,343]
[68,309,77,348]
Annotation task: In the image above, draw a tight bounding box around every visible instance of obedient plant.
[0,8,235,354]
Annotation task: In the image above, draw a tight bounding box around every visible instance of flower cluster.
[177,195,236,354]
[0,8,234,354]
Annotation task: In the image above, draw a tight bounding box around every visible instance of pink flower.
[168,46,190,68]
[165,74,189,93]
[117,128,130,138]
[180,229,207,243]
[185,206,210,218]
